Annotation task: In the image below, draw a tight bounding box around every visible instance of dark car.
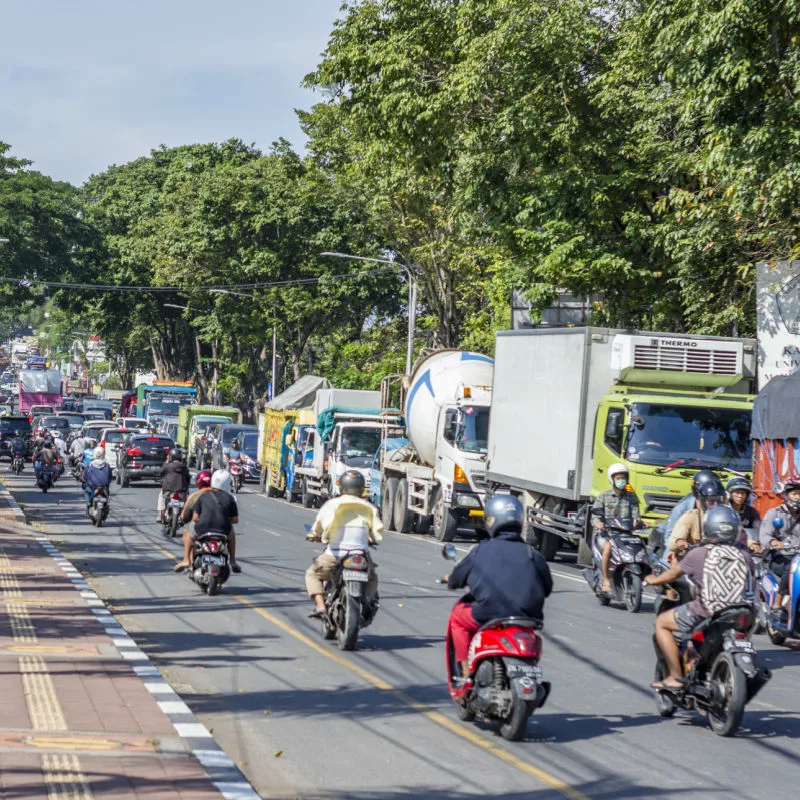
[0,416,33,459]
[34,415,71,437]
[117,434,174,487]
[210,424,258,470]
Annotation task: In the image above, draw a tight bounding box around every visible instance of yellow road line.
[158,538,589,798]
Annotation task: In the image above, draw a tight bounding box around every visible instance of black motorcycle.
[189,531,230,596]
[652,586,770,736]
[36,465,54,493]
[583,519,653,612]
[11,454,23,475]
[162,491,186,538]
[87,487,110,527]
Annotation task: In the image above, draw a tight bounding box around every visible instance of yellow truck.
[259,408,316,501]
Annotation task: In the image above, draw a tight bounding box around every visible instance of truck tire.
[382,478,398,531]
[414,514,432,534]
[265,468,279,498]
[259,470,267,494]
[301,480,315,509]
[531,529,560,562]
[393,479,414,533]
[433,490,458,542]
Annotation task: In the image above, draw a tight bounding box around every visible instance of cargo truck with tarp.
[486,328,756,562]
[177,404,241,466]
[136,382,197,423]
[751,370,800,518]
[19,369,62,413]
[257,375,330,502]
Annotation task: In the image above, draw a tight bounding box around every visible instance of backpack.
[702,544,750,614]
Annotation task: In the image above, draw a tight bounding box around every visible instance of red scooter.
[442,544,551,741]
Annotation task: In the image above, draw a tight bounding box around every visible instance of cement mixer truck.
[379,350,493,541]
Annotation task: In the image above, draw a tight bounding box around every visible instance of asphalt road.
[6,466,800,800]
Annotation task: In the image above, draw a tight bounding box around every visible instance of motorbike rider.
[33,437,57,477]
[447,494,553,679]
[759,476,800,622]
[69,433,89,466]
[668,478,726,556]
[727,476,761,552]
[82,446,112,507]
[305,470,382,619]
[645,504,752,690]
[52,430,69,462]
[157,450,191,524]
[663,469,721,542]
[81,438,98,468]
[174,469,240,574]
[9,431,26,466]
[226,437,243,466]
[180,469,213,526]
[591,463,642,594]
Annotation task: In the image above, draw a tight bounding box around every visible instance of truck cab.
[321,422,386,497]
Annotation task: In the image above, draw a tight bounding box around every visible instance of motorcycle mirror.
[773,517,785,530]
[442,543,457,561]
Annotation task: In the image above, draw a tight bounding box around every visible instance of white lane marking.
[388,578,437,595]
[174,722,213,738]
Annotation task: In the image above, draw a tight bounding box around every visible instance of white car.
[98,427,127,471]
[116,417,149,431]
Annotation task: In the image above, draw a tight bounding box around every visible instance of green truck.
[177,405,241,467]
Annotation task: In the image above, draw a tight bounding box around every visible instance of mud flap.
[347,581,363,598]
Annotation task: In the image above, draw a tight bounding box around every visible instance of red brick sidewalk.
[0,522,258,799]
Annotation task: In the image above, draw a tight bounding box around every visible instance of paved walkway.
[0,520,257,800]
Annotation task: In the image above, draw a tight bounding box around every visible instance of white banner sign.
[757,260,800,389]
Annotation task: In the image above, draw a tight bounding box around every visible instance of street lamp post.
[321,251,417,375]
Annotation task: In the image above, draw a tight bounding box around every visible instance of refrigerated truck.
[486,328,756,561]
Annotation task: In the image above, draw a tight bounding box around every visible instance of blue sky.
[0,1,341,185]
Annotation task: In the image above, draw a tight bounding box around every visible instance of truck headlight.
[454,494,481,509]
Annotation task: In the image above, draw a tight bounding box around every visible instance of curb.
[0,478,27,524]
[29,530,262,800]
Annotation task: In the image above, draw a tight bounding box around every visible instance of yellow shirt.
[311,495,383,557]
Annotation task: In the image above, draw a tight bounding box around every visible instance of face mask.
[614,478,627,490]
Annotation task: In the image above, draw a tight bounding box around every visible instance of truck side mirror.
[605,410,623,440]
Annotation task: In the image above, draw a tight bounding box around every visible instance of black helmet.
[703,505,740,544]
[783,475,800,512]
[697,480,725,511]
[692,469,719,496]
[340,470,365,497]
[484,494,524,538]
[726,476,751,494]
[171,449,183,462]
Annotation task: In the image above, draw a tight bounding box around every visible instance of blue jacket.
[448,530,553,624]
[84,462,112,490]
[665,494,695,536]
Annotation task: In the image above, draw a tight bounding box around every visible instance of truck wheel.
[531,529,559,562]
[414,515,432,534]
[393,479,414,533]
[259,470,267,494]
[382,478,398,531]
[433,490,458,542]
[301,480,315,509]
[266,468,279,498]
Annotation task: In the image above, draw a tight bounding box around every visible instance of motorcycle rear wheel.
[337,592,360,651]
[207,578,219,596]
[708,651,746,737]
[624,573,643,613]
[169,513,178,538]
[499,695,530,741]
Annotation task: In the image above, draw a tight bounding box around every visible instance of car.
[98,427,127,471]
[55,412,86,433]
[82,410,109,422]
[33,415,71,437]
[29,405,55,418]
[61,398,78,412]
[0,416,33,459]
[115,417,149,432]
[117,434,174,487]
[368,437,410,508]
[78,420,117,441]
[210,424,258,470]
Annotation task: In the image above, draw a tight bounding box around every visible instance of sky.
[0,0,341,185]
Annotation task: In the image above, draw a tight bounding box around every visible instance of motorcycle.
[583,519,653,612]
[757,518,800,646]
[163,491,186,538]
[441,543,550,741]
[228,457,244,494]
[11,454,23,475]
[71,456,84,482]
[88,487,110,527]
[36,465,54,493]
[54,456,64,482]
[241,455,259,482]
[189,531,230,596]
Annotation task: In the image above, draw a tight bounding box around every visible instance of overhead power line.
[0,266,397,294]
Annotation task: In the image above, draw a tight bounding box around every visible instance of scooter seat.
[479,617,543,632]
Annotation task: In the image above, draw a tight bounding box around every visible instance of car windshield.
[58,415,85,425]
[148,396,190,415]
[456,406,490,453]
[240,433,258,451]
[222,428,246,445]
[340,428,381,467]
[103,431,125,444]
[41,417,69,429]
[625,402,752,470]
[1,419,30,433]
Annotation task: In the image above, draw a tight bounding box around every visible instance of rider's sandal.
[173,562,189,573]
[308,609,324,619]
[651,679,685,691]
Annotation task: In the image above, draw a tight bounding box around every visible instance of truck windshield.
[148,396,191,415]
[456,406,490,453]
[340,428,382,467]
[626,403,751,471]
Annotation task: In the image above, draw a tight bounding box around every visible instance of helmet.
[484,494,524,538]
[211,469,232,493]
[171,449,183,462]
[697,480,725,511]
[703,505,740,544]
[195,469,212,489]
[93,447,105,462]
[231,438,240,449]
[783,475,800,512]
[340,470,365,497]
[88,439,97,448]
[692,469,719,496]
[726,476,751,494]
[14,431,21,438]
[607,462,628,485]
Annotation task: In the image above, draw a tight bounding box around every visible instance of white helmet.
[607,462,629,485]
[211,469,232,493]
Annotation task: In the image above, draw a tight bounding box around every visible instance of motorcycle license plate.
[169,500,183,508]
[506,663,542,680]
[204,555,225,565]
[731,640,755,653]
[95,498,106,504]
[342,569,369,582]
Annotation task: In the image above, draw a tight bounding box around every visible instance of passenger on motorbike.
[727,476,761,552]
[668,479,726,556]
[592,463,642,593]
[83,447,112,507]
[157,450,190,524]
[305,470,381,619]
[447,495,553,678]
[81,439,98,468]
[663,470,721,542]
[645,505,752,690]
[69,434,89,465]
[10,432,26,462]
[34,439,57,476]
[180,469,213,525]
[52,430,69,462]
[759,477,800,622]
[175,469,240,574]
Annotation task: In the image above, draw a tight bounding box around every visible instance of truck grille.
[633,345,738,375]
[644,493,683,515]
[470,471,489,492]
